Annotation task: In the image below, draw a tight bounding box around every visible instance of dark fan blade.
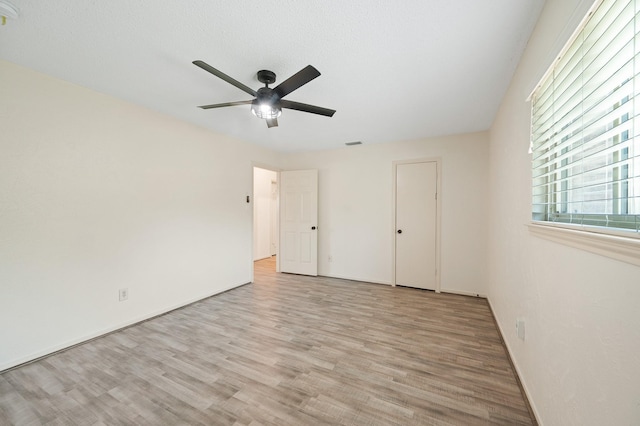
[193,60,257,97]
[197,100,252,110]
[273,65,321,99]
[266,118,278,128]
[281,100,336,117]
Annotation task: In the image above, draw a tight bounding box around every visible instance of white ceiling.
[1,0,545,152]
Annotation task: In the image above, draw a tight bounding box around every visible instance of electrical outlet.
[119,288,128,302]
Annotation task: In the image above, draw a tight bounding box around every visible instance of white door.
[279,169,318,276]
[395,161,438,290]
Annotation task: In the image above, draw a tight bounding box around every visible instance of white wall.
[283,132,489,295]
[488,1,640,424]
[0,60,280,370]
[253,167,277,261]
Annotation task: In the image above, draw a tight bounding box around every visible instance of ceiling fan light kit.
[251,72,281,120]
[251,100,281,120]
[192,60,335,128]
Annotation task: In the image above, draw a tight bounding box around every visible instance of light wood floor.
[0,257,535,425]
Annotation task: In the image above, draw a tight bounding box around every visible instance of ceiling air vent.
[345,141,362,146]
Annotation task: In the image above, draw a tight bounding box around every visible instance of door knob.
[397,229,402,234]
[311,226,316,230]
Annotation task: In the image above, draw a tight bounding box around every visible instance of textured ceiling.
[1,0,545,152]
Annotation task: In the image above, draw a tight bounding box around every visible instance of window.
[531,0,640,237]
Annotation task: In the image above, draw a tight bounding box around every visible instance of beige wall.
[0,60,280,370]
[1,59,489,370]
[488,0,640,424]
[282,132,490,295]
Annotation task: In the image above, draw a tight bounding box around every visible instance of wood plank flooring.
[0,257,535,425]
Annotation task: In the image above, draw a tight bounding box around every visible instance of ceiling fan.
[193,60,336,128]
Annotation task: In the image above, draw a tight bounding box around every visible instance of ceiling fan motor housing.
[255,87,278,103]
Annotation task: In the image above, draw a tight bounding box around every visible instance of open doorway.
[253,167,278,274]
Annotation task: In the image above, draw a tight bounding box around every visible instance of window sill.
[528,222,640,267]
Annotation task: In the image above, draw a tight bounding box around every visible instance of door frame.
[391,158,442,292]
[252,163,281,281]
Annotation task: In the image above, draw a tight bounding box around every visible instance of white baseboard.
[319,274,486,299]
[319,273,391,286]
[253,255,273,261]
[0,281,250,373]
[440,288,487,298]
[486,298,542,425]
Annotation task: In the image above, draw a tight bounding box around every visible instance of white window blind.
[531,0,640,235]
